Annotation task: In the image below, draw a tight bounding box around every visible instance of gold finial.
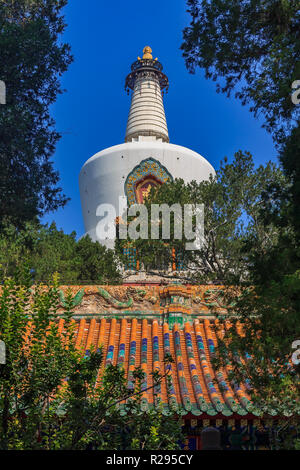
[142,46,153,59]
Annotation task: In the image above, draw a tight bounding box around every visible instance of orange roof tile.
[69,318,256,417]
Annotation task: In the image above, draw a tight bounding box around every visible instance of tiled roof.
[65,317,257,417]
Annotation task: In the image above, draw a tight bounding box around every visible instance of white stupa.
[79,46,215,248]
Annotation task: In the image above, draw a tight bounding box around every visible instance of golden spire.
[138,46,157,61]
[142,45,153,59]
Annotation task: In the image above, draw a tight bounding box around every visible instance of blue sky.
[43,0,278,237]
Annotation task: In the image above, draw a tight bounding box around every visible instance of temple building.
[75,48,296,450]
[58,283,295,450]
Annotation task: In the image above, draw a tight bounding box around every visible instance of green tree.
[181,0,300,236]
[181,0,300,142]
[211,276,300,449]
[57,357,181,450]
[30,222,79,282]
[0,221,122,284]
[181,1,300,446]
[0,271,182,450]
[0,270,78,449]
[0,219,33,277]
[0,0,72,227]
[118,151,287,283]
[278,125,300,235]
[75,235,122,285]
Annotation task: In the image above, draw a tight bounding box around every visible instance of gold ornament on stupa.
[142,45,153,59]
[138,46,158,61]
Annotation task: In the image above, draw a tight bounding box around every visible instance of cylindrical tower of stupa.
[125,46,169,143]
